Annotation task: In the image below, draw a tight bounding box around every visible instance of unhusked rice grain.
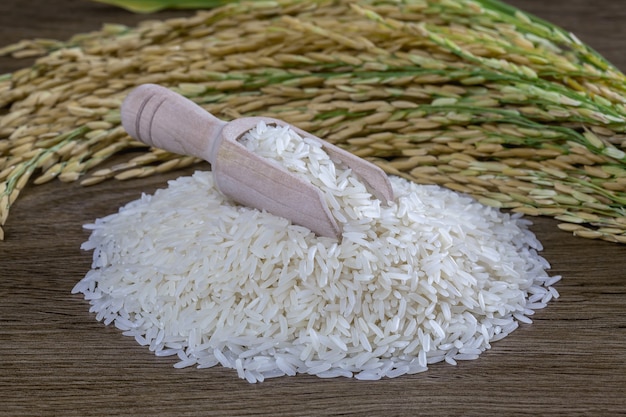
[73,122,560,382]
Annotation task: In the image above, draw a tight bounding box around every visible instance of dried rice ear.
[121,84,393,238]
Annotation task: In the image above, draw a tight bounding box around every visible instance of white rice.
[73,121,560,382]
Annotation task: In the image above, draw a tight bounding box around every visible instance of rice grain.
[73,122,560,382]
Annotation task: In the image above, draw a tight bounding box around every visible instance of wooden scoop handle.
[121,84,225,164]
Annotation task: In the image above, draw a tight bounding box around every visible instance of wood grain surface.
[1,1,625,416]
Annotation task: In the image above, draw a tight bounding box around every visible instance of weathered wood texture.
[1,1,625,416]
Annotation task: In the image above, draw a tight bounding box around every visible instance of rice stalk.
[90,0,239,14]
[1,0,626,242]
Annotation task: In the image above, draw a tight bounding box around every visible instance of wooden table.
[1,1,625,415]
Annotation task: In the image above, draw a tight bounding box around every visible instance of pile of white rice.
[73,122,560,382]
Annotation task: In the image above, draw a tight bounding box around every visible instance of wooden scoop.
[121,84,393,238]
